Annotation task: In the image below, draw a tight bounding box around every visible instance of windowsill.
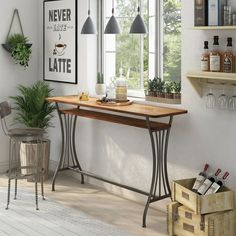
[128,95,184,109]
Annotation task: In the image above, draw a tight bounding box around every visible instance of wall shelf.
[193,26,236,30]
[186,71,236,97]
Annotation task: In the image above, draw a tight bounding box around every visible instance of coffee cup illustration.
[54,42,67,56]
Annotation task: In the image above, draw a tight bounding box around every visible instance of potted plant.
[172,81,181,99]
[10,80,56,180]
[156,78,165,98]
[145,79,155,96]
[95,72,106,96]
[3,33,32,68]
[164,80,174,99]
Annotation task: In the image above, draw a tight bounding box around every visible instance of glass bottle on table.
[205,171,229,195]
[197,168,221,195]
[192,163,209,192]
[223,37,234,73]
[116,64,127,102]
[108,77,116,100]
[210,36,221,72]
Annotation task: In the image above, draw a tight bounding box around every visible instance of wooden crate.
[172,178,235,214]
[167,202,236,236]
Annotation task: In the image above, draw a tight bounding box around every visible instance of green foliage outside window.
[163,0,181,82]
[109,0,181,90]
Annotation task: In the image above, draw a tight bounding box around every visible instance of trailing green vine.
[6,34,32,68]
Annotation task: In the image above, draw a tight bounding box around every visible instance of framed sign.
[43,0,77,84]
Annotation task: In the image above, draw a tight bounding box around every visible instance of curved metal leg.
[52,103,84,191]
[142,116,173,228]
[6,179,11,210]
[52,104,66,191]
[14,179,17,200]
[41,175,45,200]
[143,117,157,227]
[35,181,39,210]
[164,116,173,195]
[72,116,84,184]
[164,116,173,196]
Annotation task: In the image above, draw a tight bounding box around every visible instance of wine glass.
[228,84,236,111]
[205,86,216,109]
[217,84,228,109]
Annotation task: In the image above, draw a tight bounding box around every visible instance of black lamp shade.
[81,16,97,34]
[104,15,121,34]
[130,14,147,34]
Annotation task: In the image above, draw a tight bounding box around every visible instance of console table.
[47,95,187,227]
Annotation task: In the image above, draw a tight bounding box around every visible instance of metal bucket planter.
[20,139,50,181]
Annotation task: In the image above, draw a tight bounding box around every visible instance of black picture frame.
[43,0,77,84]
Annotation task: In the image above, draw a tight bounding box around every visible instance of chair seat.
[7,128,44,138]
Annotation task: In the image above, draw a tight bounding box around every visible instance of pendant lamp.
[130,0,147,34]
[104,0,120,34]
[81,0,97,34]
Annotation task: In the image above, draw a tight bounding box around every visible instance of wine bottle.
[210,36,221,72]
[204,172,229,195]
[197,168,221,195]
[201,41,210,71]
[223,37,234,73]
[192,163,209,192]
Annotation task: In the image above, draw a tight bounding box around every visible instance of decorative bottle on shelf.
[192,163,209,192]
[223,37,234,73]
[210,36,221,72]
[205,171,229,195]
[116,65,127,102]
[197,168,221,195]
[201,41,210,71]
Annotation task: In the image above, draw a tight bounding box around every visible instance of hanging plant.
[2,9,32,68]
[5,34,32,68]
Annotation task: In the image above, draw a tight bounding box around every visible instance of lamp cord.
[88,0,91,15]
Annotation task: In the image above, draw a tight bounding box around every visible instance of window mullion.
[140,35,144,89]
[156,0,162,78]
[98,0,104,74]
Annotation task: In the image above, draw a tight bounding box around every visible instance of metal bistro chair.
[0,101,45,210]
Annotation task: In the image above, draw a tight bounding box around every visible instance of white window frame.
[97,0,178,98]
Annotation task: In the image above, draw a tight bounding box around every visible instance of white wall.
[0,0,39,170]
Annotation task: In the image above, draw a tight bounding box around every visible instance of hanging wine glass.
[205,84,216,109]
[217,83,228,109]
[228,84,236,111]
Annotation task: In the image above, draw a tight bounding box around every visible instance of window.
[99,0,181,97]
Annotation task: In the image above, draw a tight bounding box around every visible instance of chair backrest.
[0,101,11,118]
[0,101,11,135]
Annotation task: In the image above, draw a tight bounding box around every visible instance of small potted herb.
[95,72,106,96]
[3,33,32,68]
[155,78,165,98]
[164,80,174,99]
[172,81,181,99]
[145,79,156,96]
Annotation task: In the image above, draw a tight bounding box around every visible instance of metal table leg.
[142,116,173,227]
[52,103,84,191]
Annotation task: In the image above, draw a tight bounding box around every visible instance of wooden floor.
[0,173,169,236]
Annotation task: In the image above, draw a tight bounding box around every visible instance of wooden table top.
[47,95,187,118]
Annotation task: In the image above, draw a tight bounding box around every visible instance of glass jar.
[116,78,127,102]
